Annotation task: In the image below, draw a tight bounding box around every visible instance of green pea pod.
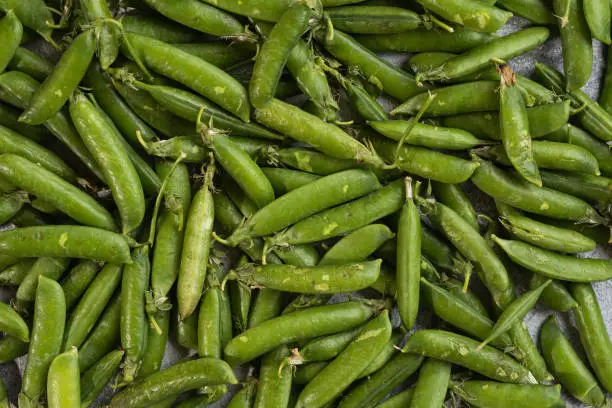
[0,190,28,224]
[326,5,421,34]
[47,347,80,408]
[177,161,215,320]
[346,78,387,122]
[416,0,511,32]
[126,33,251,122]
[110,358,238,408]
[0,11,22,73]
[471,160,605,224]
[418,28,549,82]
[270,179,405,247]
[262,168,321,195]
[357,27,496,53]
[198,285,223,358]
[143,0,245,37]
[529,273,577,312]
[81,0,120,69]
[20,276,66,406]
[479,279,551,349]
[173,307,198,350]
[20,31,96,125]
[377,388,415,408]
[139,309,170,377]
[421,278,512,347]
[292,325,364,364]
[497,0,556,24]
[267,147,360,175]
[584,0,611,44]
[494,237,612,282]
[0,71,105,181]
[251,4,313,108]
[274,243,321,267]
[228,266,251,333]
[294,362,328,385]
[540,170,612,205]
[337,352,424,408]
[120,246,150,385]
[253,346,293,408]
[0,377,6,408]
[0,0,54,44]
[370,120,488,150]
[541,315,606,406]
[121,14,201,42]
[247,288,284,329]
[569,283,612,393]
[397,180,420,330]
[544,124,612,177]
[70,93,145,233]
[0,258,35,286]
[0,102,49,141]
[60,260,100,312]
[297,310,392,408]
[174,42,256,69]
[450,381,564,408]
[442,101,570,140]
[16,257,70,310]
[228,382,257,408]
[81,349,124,408]
[409,358,451,408]
[319,224,393,266]
[402,330,536,383]
[0,300,28,341]
[63,264,123,350]
[0,334,27,363]
[78,294,121,371]
[358,331,403,378]
[499,65,541,186]
[228,169,380,245]
[318,29,424,100]
[601,47,612,113]
[7,47,53,81]
[496,201,596,253]
[432,182,479,230]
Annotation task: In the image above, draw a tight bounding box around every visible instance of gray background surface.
[0,14,611,407]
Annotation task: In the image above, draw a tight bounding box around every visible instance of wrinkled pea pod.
[450,381,564,408]
[78,294,121,372]
[81,0,121,69]
[416,0,512,32]
[80,349,124,408]
[409,358,451,408]
[254,346,293,408]
[540,315,607,406]
[326,5,422,34]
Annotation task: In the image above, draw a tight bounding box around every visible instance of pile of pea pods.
[0,0,612,406]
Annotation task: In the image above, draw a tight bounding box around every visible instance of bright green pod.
[0,11,22,73]
[450,381,564,408]
[47,347,80,408]
[415,0,511,32]
[326,6,422,34]
[0,0,54,44]
[319,224,393,266]
[80,349,124,408]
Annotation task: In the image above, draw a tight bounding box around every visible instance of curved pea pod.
[539,170,612,206]
[254,346,293,408]
[126,33,251,122]
[139,309,170,377]
[529,273,577,312]
[7,47,53,81]
[376,388,414,408]
[569,283,612,393]
[358,330,403,378]
[369,120,488,150]
[494,237,612,282]
[255,98,384,166]
[80,349,124,408]
[110,358,237,408]
[233,260,381,294]
[267,147,360,175]
[393,81,499,117]
[250,3,313,108]
[0,300,28,342]
[451,381,564,408]
[143,0,245,37]
[585,0,611,44]
[227,169,380,245]
[78,295,121,372]
[417,28,549,82]
[0,191,28,224]
[357,28,496,53]
[121,14,201,42]
[224,300,376,366]
[326,6,422,34]
[0,258,35,286]
[540,315,606,406]
[60,260,100,311]
[81,0,120,69]
[296,310,392,408]
[0,11,22,73]
[70,93,145,233]
[408,51,498,83]
[496,201,596,253]
[228,381,256,408]
[336,352,424,408]
[496,0,556,24]
[174,42,256,69]
[0,102,49,142]
[15,258,70,311]
[292,325,364,365]
[402,330,536,383]
[269,179,405,247]
[63,264,123,351]
[199,0,308,21]
[443,102,570,140]
[471,160,606,224]
[20,276,66,406]
[372,137,479,183]
[20,31,96,125]
[0,334,27,363]
[409,358,451,408]
[262,168,321,195]
[274,244,321,267]
[319,224,393,266]
[47,347,80,408]
[345,78,386,122]
[0,0,54,44]
[421,278,512,347]
[432,182,479,230]
[535,63,612,143]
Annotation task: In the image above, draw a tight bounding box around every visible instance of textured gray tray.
[1,15,611,408]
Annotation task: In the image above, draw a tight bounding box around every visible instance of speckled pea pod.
[19,276,66,407]
[139,309,170,377]
[450,381,564,408]
[254,346,293,408]
[80,349,124,408]
[266,147,359,175]
[198,0,305,21]
[78,294,121,372]
[417,0,512,32]
[0,11,22,73]
[409,358,451,408]
[0,0,54,44]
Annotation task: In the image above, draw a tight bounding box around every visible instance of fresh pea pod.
[15,257,70,310]
[0,377,6,408]
[0,300,28,341]
[144,135,267,162]
[570,283,612,393]
[539,170,612,205]
[19,276,66,407]
[471,160,606,224]
[402,330,536,383]
[357,28,496,53]
[139,309,170,376]
[0,258,35,286]
[70,92,145,233]
[228,381,256,408]
[0,191,28,224]
[319,224,393,266]
[326,6,422,34]
[0,0,54,44]
[494,236,612,282]
[369,120,488,150]
[377,388,415,408]
[0,102,49,141]
[174,42,256,69]
[442,102,570,140]
[496,201,596,253]
[529,273,577,312]
[291,325,364,365]
[345,78,387,122]
[80,349,124,408]
[415,0,511,32]
[197,0,304,21]
[63,263,123,350]
[0,334,27,363]
[450,381,564,408]
[10,206,46,227]
[266,147,360,175]
[81,0,120,69]
[47,347,80,408]
[262,168,321,195]
[126,33,251,122]
[109,358,238,408]
[497,0,556,23]
[409,358,451,408]
[297,310,392,408]
[247,288,285,329]
[540,315,606,406]
[7,47,53,81]
[432,182,478,230]
[0,11,22,73]
[254,346,293,408]
[358,330,403,378]
[198,284,223,359]
[174,307,198,350]
[60,260,100,311]
[294,362,328,385]
[78,294,121,371]
[121,14,202,43]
